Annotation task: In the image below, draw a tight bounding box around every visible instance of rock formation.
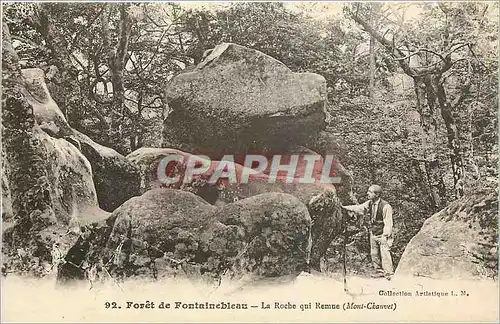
[21,68,141,212]
[396,188,498,279]
[2,24,107,276]
[3,38,351,280]
[59,189,311,282]
[126,146,344,270]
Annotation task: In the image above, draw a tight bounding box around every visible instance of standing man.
[342,185,394,279]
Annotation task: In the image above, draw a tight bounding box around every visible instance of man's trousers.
[370,232,394,275]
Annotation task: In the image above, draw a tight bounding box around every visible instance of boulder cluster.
[3,44,350,283]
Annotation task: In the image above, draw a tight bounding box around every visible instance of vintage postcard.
[1,1,498,323]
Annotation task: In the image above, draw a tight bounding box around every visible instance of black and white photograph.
[1,1,498,322]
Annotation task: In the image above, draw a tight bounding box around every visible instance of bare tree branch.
[467,44,489,71]
[419,48,446,62]
[144,7,170,28]
[394,49,420,61]
[69,52,86,71]
[351,12,428,77]
[447,43,472,55]
[437,2,451,15]
[142,30,168,71]
[125,95,162,109]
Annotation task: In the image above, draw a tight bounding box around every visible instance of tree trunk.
[410,160,432,201]
[368,3,379,100]
[415,74,465,200]
[436,81,466,198]
[412,76,447,208]
[369,35,376,100]
[367,139,376,183]
[308,192,343,272]
[425,159,447,208]
[413,76,438,136]
[101,4,133,153]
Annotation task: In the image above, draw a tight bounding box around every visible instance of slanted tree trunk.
[410,160,433,202]
[2,22,56,275]
[366,139,377,183]
[414,73,465,201]
[308,191,343,271]
[412,75,446,207]
[369,35,376,99]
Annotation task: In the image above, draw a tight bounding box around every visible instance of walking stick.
[342,207,348,293]
[342,207,365,298]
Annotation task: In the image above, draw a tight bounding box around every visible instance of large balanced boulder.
[163,43,328,156]
[396,189,498,279]
[21,68,141,212]
[59,189,312,282]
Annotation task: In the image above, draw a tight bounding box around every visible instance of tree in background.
[348,2,498,203]
[4,3,190,153]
